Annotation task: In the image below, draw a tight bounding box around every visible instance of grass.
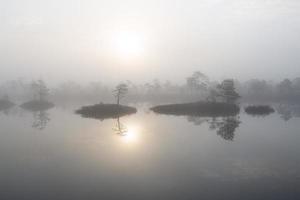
[150,101,240,117]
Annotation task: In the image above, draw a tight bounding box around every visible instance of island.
[244,105,275,116]
[76,103,137,120]
[150,101,240,117]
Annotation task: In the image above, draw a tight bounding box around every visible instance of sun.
[112,31,144,60]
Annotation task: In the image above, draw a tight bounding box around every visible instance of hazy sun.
[112,31,144,60]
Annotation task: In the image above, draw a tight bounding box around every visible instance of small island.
[20,100,54,111]
[20,80,55,112]
[244,105,275,116]
[76,83,137,120]
[76,103,137,120]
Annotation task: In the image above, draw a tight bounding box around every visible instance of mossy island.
[76,103,137,120]
[20,100,55,112]
[244,105,275,116]
[76,83,137,120]
[20,80,55,112]
[0,99,15,111]
[151,102,240,117]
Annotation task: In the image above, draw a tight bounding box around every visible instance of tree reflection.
[113,117,128,136]
[276,104,300,121]
[212,117,241,141]
[187,116,209,126]
[187,116,241,141]
[32,110,50,130]
[20,103,53,130]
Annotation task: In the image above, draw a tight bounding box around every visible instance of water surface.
[0,104,300,200]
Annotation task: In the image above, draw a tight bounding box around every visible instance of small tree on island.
[217,79,240,104]
[31,80,50,101]
[113,83,128,105]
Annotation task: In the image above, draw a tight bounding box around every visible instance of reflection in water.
[20,103,53,130]
[212,116,241,141]
[113,117,128,136]
[277,104,300,121]
[0,107,12,116]
[188,116,241,141]
[187,116,209,126]
[113,117,138,144]
[32,110,50,130]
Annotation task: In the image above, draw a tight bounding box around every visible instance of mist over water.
[1,0,300,199]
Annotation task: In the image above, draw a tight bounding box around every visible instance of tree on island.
[113,83,128,105]
[31,80,50,101]
[217,79,240,103]
[186,71,209,95]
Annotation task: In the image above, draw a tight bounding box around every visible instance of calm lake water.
[1,104,300,200]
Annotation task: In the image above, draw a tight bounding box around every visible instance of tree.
[217,79,240,103]
[186,71,209,94]
[113,83,128,105]
[31,80,50,101]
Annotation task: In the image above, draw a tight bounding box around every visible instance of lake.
[0,104,300,200]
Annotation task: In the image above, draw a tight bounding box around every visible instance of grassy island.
[20,100,55,111]
[76,103,137,120]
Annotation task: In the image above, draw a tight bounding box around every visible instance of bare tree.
[113,83,128,105]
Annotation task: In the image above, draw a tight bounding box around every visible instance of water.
[0,104,300,200]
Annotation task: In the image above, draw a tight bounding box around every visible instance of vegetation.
[76,103,137,120]
[244,105,275,116]
[20,79,54,111]
[113,83,128,105]
[151,102,240,117]
[2,73,300,105]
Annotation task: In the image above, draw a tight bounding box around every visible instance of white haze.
[0,0,300,85]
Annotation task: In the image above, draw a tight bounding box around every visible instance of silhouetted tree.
[217,79,240,103]
[113,83,128,105]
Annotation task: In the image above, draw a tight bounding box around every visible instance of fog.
[1,0,300,85]
[2,2,300,199]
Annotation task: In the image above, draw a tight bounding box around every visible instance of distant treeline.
[1,73,300,104]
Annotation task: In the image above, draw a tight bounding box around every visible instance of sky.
[1,0,300,85]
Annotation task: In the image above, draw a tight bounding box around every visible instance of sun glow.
[112,31,145,60]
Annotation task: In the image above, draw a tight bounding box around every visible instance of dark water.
[0,104,300,200]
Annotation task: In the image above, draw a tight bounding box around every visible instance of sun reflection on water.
[113,118,140,145]
[121,126,139,144]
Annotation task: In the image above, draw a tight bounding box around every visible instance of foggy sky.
[1,0,300,85]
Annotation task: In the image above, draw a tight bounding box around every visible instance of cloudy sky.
[1,0,299,84]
